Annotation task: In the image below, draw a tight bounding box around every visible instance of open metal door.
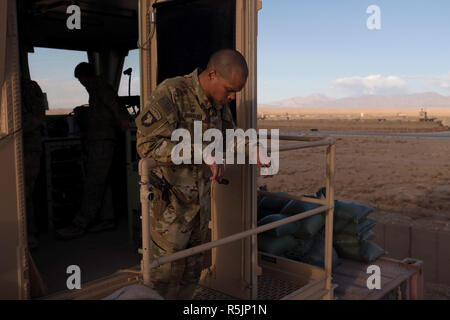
[0,0,30,300]
[138,0,259,299]
[200,0,259,300]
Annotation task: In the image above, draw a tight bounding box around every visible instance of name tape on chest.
[183,112,203,121]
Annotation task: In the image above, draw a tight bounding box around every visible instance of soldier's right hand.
[209,162,225,184]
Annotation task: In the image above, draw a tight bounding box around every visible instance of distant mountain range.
[260,92,450,111]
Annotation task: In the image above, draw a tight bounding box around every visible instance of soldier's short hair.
[74,62,95,78]
[207,49,248,80]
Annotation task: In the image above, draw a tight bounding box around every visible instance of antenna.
[123,68,133,96]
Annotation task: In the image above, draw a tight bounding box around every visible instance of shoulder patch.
[140,110,157,127]
[149,106,162,121]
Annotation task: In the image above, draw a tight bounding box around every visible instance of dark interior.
[155,0,237,121]
[17,0,237,297]
[18,0,138,51]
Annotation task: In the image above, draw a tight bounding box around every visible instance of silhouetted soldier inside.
[56,62,130,240]
[22,77,46,249]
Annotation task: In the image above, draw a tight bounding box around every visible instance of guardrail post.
[324,142,335,299]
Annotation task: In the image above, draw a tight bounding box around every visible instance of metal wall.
[0,0,29,300]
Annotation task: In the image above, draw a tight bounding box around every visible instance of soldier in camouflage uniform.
[56,62,130,240]
[21,78,47,249]
[136,49,257,299]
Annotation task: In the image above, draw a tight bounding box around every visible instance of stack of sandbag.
[257,192,300,256]
[257,186,385,267]
[284,230,340,270]
[331,201,385,263]
[257,190,339,268]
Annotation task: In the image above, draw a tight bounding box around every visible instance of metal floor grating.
[257,274,303,300]
[192,274,304,300]
[193,286,238,300]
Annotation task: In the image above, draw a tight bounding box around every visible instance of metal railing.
[138,134,336,300]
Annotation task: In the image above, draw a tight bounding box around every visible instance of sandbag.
[334,201,373,224]
[334,230,376,246]
[301,231,340,269]
[258,214,301,237]
[284,238,315,261]
[339,218,376,236]
[335,241,385,263]
[258,233,298,256]
[258,209,275,220]
[280,200,325,239]
[258,192,292,213]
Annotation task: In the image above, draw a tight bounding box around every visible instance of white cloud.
[429,72,450,89]
[331,74,407,96]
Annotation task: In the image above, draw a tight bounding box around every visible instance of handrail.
[149,205,330,269]
[139,134,336,299]
[258,190,327,206]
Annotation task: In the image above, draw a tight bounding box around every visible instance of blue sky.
[28,0,450,108]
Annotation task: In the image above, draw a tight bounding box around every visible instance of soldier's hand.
[257,146,271,169]
[209,162,225,183]
[120,119,130,132]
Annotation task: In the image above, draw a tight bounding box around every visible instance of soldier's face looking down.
[206,69,247,105]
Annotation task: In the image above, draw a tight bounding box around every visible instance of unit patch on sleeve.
[140,110,156,127]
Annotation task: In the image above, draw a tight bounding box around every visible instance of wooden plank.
[334,258,415,281]
[333,274,373,299]
[333,258,418,300]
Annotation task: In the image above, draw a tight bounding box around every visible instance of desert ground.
[258,118,449,133]
[257,118,450,299]
[257,118,450,231]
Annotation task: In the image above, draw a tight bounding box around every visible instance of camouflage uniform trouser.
[73,140,115,228]
[24,151,42,236]
[149,178,212,300]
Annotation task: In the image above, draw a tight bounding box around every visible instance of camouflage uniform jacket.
[21,79,46,152]
[136,68,236,220]
[85,76,130,141]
